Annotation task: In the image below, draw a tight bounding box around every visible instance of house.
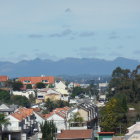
[55,81,70,102]
[125,121,140,140]
[42,107,70,132]
[67,102,98,129]
[57,129,93,140]
[12,90,35,99]
[0,75,9,87]
[36,88,62,103]
[0,104,18,115]
[97,132,115,140]
[55,81,66,90]
[18,76,55,88]
[5,107,37,140]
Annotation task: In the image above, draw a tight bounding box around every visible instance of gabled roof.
[11,107,33,121]
[57,129,93,139]
[19,76,54,84]
[42,106,70,119]
[0,76,8,82]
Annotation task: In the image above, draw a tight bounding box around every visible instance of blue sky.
[0,0,140,62]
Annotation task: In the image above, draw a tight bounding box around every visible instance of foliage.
[36,82,46,89]
[71,85,98,98]
[26,84,32,89]
[0,114,10,140]
[44,98,69,112]
[68,112,84,127]
[29,94,36,103]
[108,66,140,103]
[0,90,10,104]
[100,96,128,134]
[40,121,57,140]
[10,95,31,107]
[48,84,54,88]
[12,81,23,91]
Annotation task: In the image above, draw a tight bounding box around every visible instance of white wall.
[47,114,66,132]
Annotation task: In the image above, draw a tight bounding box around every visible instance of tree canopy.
[40,121,57,140]
[36,82,46,89]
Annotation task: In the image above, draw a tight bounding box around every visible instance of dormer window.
[24,80,31,83]
[42,80,48,83]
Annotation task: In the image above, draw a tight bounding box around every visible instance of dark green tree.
[0,90,10,104]
[11,95,31,107]
[36,82,46,89]
[12,81,23,91]
[40,121,57,140]
[26,84,32,89]
[0,114,10,140]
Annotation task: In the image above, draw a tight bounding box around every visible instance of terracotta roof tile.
[57,129,93,139]
[0,76,8,82]
[18,76,55,85]
[11,107,33,121]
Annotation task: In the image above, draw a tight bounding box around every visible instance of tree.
[40,121,57,140]
[12,81,23,91]
[0,90,10,104]
[0,114,10,140]
[26,84,32,89]
[71,87,85,98]
[68,112,84,127]
[44,99,69,113]
[36,82,46,89]
[100,97,127,133]
[11,95,31,107]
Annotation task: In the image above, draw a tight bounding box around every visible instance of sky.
[0,0,140,62]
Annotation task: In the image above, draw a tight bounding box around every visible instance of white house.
[12,90,35,99]
[55,81,66,90]
[4,108,37,140]
[44,112,66,133]
[125,122,140,140]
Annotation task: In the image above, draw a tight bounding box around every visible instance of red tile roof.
[0,76,8,82]
[57,129,93,139]
[42,107,70,119]
[18,76,55,85]
[11,107,33,121]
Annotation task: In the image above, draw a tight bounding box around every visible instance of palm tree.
[0,114,10,140]
[68,112,84,127]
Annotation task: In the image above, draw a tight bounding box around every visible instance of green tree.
[0,90,10,104]
[71,87,85,98]
[68,112,84,127]
[100,97,127,133]
[29,94,36,103]
[11,95,31,107]
[44,99,69,113]
[12,81,23,91]
[26,84,32,89]
[36,82,46,89]
[40,121,57,140]
[0,114,10,140]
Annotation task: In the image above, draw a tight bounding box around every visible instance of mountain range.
[0,57,139,77]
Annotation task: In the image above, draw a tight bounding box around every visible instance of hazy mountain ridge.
[0,57,139,77]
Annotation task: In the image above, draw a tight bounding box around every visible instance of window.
[24,80,31,83]
[42,80,48,83]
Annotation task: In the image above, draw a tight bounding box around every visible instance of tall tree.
[40,121,57,140]
[0,114,10,140]
[12,81,23,91]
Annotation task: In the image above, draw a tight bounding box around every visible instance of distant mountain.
[0,57,139,77]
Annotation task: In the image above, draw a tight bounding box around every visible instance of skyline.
[0,0,140,62]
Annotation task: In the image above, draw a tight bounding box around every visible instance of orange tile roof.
[18,76,55,85]
[57,129,93,139]
[0,76,8,82]
[11,107,33,121]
